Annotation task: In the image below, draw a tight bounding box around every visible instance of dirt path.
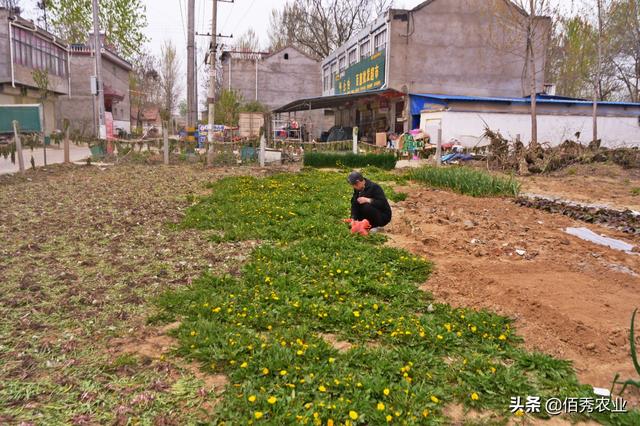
[386,184,640,406]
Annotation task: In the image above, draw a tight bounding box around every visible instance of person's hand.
[357,197,372,205]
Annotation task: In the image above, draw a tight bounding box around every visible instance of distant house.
[56,34,132,138]
[0,7,70,134]
[220,45,325,139]
[130,106,161,133]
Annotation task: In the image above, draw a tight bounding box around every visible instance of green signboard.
[0,104,43,133]
[335,50,386,95]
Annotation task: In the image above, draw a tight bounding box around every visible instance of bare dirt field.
[387,164,640,408]
[1,161,638,424]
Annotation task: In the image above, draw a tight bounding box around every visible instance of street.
[0,144,91,175]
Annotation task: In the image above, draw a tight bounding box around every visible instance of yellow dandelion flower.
[436,335,443,340]
[328,357,335,363]
[267,396,277,404]
[383,388,390,396]
[377,402,385,411]
[327,420,334,426]
[430,396,439,404]
[470,325,477,332]
[515,409,525,417]
[280,370,287,376]
[240,362,248,368]
[353,311,360,318]
[248,395,256,402]
[499,334,507,341]
[262,368,269,375]
[254,411,264,419]
[422,409,429,418]
[386,414,393,422]
[471,393,479,400]
[319,385,327,392]
[349,411,358,420]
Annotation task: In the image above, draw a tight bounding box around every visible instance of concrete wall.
[420,110,640,148]
[0,85,58,134]
[389,0,549,98]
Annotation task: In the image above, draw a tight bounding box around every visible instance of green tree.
[548,16,597,98]
[47,0,147,60]
[215,90,241,126]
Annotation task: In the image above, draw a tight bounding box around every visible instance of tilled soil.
[386,184,640,407]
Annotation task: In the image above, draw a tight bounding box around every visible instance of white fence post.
[163,128,169,165]
[436,127,443,167]
[259,133,266,167]
[352,126,358,154]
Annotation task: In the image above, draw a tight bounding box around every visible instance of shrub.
[304,152,397,170]
[409,166,520,197]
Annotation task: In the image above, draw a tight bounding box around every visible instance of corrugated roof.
[410,93,640,108]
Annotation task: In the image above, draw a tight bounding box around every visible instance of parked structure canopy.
[274,89,403,113]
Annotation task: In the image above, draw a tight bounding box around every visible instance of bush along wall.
[304,152,397,170]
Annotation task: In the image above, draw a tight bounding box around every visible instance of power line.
[233,0,258,32]
[178,0,187,45]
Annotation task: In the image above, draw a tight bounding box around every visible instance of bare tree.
[159,41,181,130]
[484,0,553,146]
[235,29,261,58]
[268,0,393,60]
[130,51,161,133]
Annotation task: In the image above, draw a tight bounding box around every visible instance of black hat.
[347,171,364,185]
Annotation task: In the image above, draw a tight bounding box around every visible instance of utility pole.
[207,0,218,145]
[187,0,195,128]
[195,40,198,124]
[91,0,106,139]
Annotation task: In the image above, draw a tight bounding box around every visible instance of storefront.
[274,88,408,144]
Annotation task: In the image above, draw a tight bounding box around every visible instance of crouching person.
[347,171,392,231]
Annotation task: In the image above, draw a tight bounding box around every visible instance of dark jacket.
[351,179,392,220]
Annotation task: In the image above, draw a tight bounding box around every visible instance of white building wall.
[421,111,640,148]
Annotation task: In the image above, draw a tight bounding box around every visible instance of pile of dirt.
[484,128,640,174]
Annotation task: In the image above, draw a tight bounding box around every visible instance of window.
[323,66,329,91]
[374,30,387,52]
[284,53,289,60]
[12,27,67,77]
[359,38,370,61]
[330,62,337,90]
[338,56,346,75]
[348,48,357,66]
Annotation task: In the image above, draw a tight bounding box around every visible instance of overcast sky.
[20,0,425,109]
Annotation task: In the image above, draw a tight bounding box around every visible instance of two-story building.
[275,0,551,142]
[0,6,70,135]
[57,35,132,138]
[220,45,325,139]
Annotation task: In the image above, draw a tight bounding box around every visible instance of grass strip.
[409,166,521,197]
